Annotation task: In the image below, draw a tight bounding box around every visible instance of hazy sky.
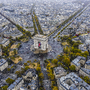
[0,0,32,4]
[0,0,89,5]
[0,0,73,4]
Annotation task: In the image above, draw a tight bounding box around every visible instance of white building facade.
[0,59,8,71]
[0,38,10,47]
[33,34,48,51]
[7,78,24,90]
[0,49,2,56]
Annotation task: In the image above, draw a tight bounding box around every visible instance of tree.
[72,43,79,48]
[10,56,15,60]
[7,68,11,72]
[63,46,70,54]
[58,62,62,66]
[18,59,22,64]
[32,63,35,68]
[27,60,31,64]
[83,76,90,83]
[82,51,89,57]
[67,37,74,45]
[51,81,56,88]
[46,62,50,70]
[56,55,60,60]
[26,31,32,37]
[39,73,44,79]
[63,57,70,67]
[52,59,58,65]
[48,73,55,80]
[13,49,17,55]
[70,52,74,60]
[24,63,28,66]
[52,86,58,90]
[36,66,41,72]
[57,54,64,62]
[76,53,81,57]
[25,66,29,71]
[15,71,21,77]
[44,59,49,63]
[1,85,8,90]
[6,78,14,85]
[69,65,76,71]
[39,87,44,90]
[34,59,37,62]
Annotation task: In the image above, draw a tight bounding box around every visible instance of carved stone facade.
[33,34,48,51]
[31,34,51,54]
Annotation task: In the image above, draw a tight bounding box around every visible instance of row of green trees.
[59,35,89,60]
[1,39,15,57]
[61,8,83,26]
[0,85,8,90]
[15,61,36,77]
[48,7,84,38]
[6,78,15,85]
[51,35,89,71]
[54,6,89,38]
[16,24,32,38]
[0,78,15,90]
[45,60,58,90]
[80,76,90,85]
[45,58,75,89]
[57,34,89,79]
[15,66,29,77]
[36,63,44,90]
[33,12,43,35]
[53,22,71,38]
[32,15,38,34]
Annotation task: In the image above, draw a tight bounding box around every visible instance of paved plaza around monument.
[18,38,63,63]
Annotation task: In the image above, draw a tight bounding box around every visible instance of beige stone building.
[0,37,10,47]
[57,72,90,90]
[0,48,2,56]
[22,69,38,90]
[54,66,67,79]
[0,59,8,71]
[79,59,90,78]
[7,78,24,90]
[71,56,86,71]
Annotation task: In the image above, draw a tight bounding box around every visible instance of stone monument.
[31,34,51,54]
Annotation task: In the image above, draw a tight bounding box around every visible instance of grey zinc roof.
[81,68,90,76]
[58,72,90,90]
[79,44,87,52]
[0,38,9,45]
[0,49,2,52]
[72,37,80,41]
[0,26,9,33]
[0,59,7,66]
[86,60,90,65]
[8,78,22,89]
[72,56,86,66]
[8,84,14,89]
[54,66,66,75]
[23,69,36,76]
[28,80,38,90]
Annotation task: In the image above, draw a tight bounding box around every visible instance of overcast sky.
[0,0,73,4]
[0,0,89,4]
